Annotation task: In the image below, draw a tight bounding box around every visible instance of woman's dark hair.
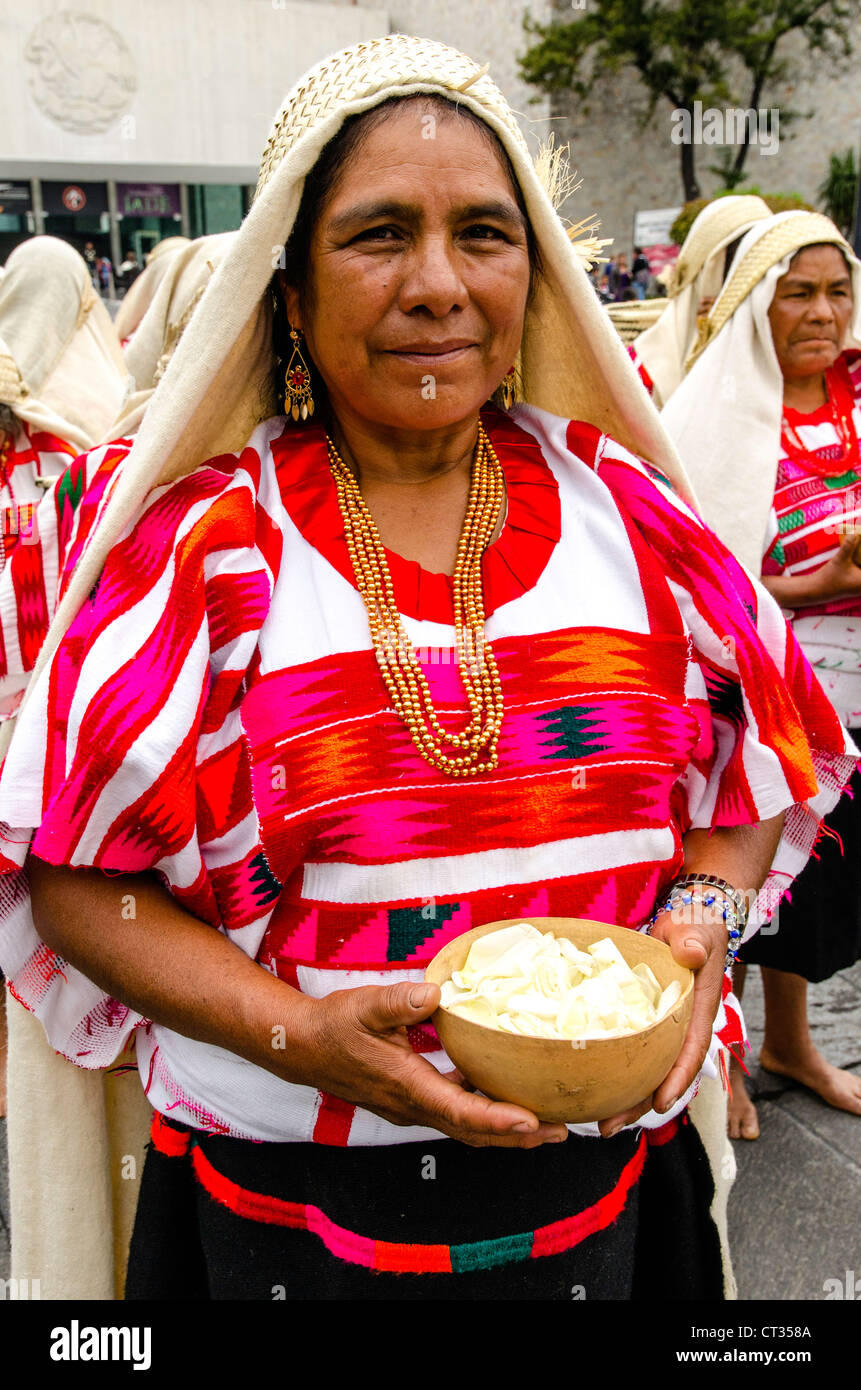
[270,94,542,414]
[722,234,743,280]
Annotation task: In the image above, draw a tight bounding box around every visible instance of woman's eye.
[463,225,506,241]
[353,226,401,243]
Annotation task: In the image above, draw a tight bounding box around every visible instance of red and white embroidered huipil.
[0,406,852,1144]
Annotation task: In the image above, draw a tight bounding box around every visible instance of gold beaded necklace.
[327,422,505,777]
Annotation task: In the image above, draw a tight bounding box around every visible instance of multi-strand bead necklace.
[326,421,504,777]
[781,362,859,474]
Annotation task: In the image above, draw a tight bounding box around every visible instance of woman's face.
[767,245,854,382]
[280,102,533,435]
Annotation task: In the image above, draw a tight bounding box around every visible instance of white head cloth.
[110,233,236,440]
[0,236,129,452]
[661,211,861,572]
[113,236,192,343]
[633,196,772,408]
[14,32,698,727]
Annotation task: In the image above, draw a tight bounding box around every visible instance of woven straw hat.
[687,211,852,369]
[627,197,772,409]
[606,299,667,343]
[14,31,695,731]
[671,195,771,297]
[256,38,529,194]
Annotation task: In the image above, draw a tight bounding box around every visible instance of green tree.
[520,1,859,202]
[818,149,858,235]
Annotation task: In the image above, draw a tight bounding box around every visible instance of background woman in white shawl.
[663,210,861,1139]
[0,232,233,1293]
[0,234,128,1118]
[113,235,191,346]
[0,236,128,556]
[629,195,771,407]
[0,232,234,728]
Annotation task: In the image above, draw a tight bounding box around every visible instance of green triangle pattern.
[538,705,607,761]
[387,901,458,962]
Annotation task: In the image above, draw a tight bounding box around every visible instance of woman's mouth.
[387,342,478,365]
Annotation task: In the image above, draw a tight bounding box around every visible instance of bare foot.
[727,1054,760,1140]
[760,1044,861,1115]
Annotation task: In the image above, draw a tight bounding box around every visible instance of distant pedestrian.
[632,247,650,301]
[82,240,99,288]
[610,253,631,301]
[117,250,142,294]
[96,255,113,296]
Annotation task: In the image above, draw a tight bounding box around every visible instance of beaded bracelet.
[648,878,745,972]
[672,873,749,928]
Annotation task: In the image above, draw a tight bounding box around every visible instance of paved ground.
[0,1104,7,1285]
[1,966,859,1297]
[727,960,861,1300]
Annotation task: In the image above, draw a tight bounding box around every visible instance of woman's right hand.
[762,534,861,608]
[811,533,861,600]
[286,980,569,1148]
[26,859,565,1147]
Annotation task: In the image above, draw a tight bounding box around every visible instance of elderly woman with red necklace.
[664,211,861,1140]
[0,42,853,1300]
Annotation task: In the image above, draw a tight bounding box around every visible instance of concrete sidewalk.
[727,959,861,1300]
[1,967,859,1297]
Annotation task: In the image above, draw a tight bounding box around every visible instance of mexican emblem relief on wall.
[24,11,137,135]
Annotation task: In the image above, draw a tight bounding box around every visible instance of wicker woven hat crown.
[671,195,771,297]
[255,33,528,197]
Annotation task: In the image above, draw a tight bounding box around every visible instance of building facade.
[0,0,553,273]
[0,0,388,266]
[6,0,848,274]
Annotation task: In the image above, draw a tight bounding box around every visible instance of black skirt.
[124,1110,723,1301]
[740,736,861,982]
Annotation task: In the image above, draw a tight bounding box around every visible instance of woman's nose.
[398,235,470,315]
[806,290,836,322]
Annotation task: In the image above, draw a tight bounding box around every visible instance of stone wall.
[543,4,861,254]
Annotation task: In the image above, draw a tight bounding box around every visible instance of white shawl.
[662,212,861,573]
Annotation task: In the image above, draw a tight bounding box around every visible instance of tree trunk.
[730,141,750,186]
[680,138,701,201]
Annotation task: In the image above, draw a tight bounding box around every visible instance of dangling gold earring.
[500,365,517,411]
[284,325,315,421]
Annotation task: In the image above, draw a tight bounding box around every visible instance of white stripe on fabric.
[301,826,677,904]
[198,806,260,868]
[296,963,425,996]
[71,620,210,863]
[0,664,51,824]
[501,406,652,635]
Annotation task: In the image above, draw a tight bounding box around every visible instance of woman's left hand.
[596,908,728,1138]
